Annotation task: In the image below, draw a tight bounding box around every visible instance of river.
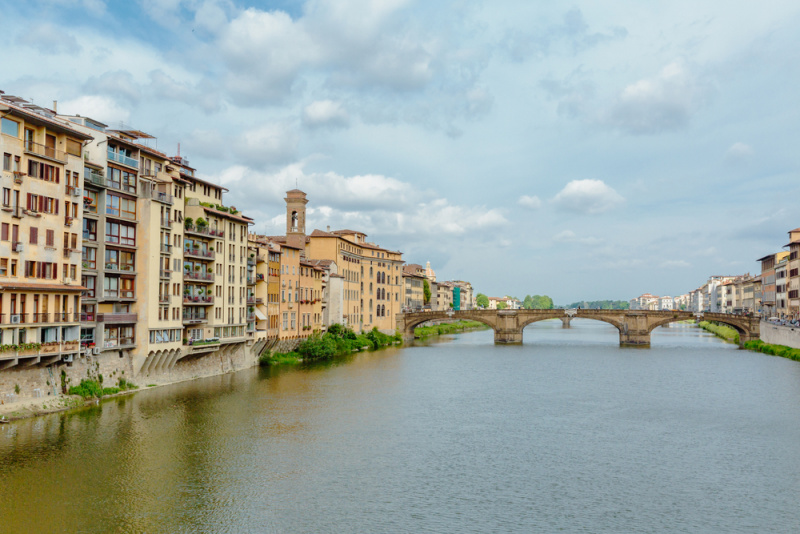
[2,320,800,533]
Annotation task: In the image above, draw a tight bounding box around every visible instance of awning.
[254,308,267,320]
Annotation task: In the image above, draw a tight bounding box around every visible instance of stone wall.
[759,321,800,349]
[0,341,268,405]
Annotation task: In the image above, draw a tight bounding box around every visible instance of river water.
[2,320,800,533]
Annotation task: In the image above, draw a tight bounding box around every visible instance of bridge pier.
[495,310,523,344]
[560,317,571,329]
[619,331,651,347]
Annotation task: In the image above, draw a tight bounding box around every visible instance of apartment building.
[402,264,425,311]
[757,253,788,317]
[449,281,474,310]
[786,228,800,318]
[0,94,92,368]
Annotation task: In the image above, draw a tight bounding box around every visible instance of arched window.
[291,211,298,230]
[370,266,373,278]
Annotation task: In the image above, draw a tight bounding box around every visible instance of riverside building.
[0,94,93,369]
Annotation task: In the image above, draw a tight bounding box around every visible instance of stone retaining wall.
[760,321,800,349]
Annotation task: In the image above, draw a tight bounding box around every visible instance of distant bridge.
[397,309,760,347]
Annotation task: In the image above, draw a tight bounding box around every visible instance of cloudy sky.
[4,0,800,303]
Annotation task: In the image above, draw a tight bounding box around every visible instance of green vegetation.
[414,320,489,338]
[699,321,739,344]
[496,302,507,310]
[260,324,402,366]
[68,377,138,399]
[744,339,800,362]
[561,300,630,310]
[523,295,554,309]
[423,279,431,304]
[476,293,489,308]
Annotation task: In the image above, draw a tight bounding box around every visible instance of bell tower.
[285,189,308,249]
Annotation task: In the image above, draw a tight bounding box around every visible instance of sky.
[3,0,800,303]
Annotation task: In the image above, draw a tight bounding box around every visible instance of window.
[29,227,38,245]
[1,118,19,137]
[82,247,96,269]
[66,139,81,157]
[103,276,119,297]
[83,219,97,241]
[2,153,9,171]
[2,187,9,207]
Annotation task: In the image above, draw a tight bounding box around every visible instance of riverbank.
[260,326,402,366]
[743,339,800,362]
[414,320,490,338]
[698,321,739,343]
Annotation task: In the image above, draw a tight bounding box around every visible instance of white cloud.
[552,179,624,214]
[209,163,508,241]
[232,123,300,167]
[603,61,712,135]
[518,195,542,209]
[59,95,130,124]
[552,230,602,245]
[303,100,350,129]
[725,142,754,162]
[16,23,82,55]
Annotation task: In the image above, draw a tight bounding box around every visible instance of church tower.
[285,189,308,250]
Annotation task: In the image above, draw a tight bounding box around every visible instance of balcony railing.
[184,225,224,238]
[104,263,135,273]
[247,296,256,305]
[247,276,255,285]
[159,295,170,304]
[153,192,173,205]
[159,269,172,279]
[104,337,135,349]
[3,313,28,324]
[85,171,107,188]
[256,273,265,282]
[107,180,137,195]
[25,140,66,162]
[183,295,214,305]
[97,312,138,323]
[81,313,95,322]
[105,208,137,221]
[83,231,97,242]
[107,149,138,169]
[184,247,214,260]
[182,312,208,324]
[184,271,214,282]
[31,313,49,323]
[246,313,256,322]
[160,243,172,254]
[160,217,172,228]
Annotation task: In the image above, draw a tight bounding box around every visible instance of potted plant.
[184,217,194,230]
[196,217,207,230]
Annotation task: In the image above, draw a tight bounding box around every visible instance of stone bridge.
[396,309,760,347]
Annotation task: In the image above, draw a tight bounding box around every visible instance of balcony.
[25,140,66,163]
[159,269,172,280]
[183,339,220,354]
[81,313,95,322]
[257,254,266,263]
[85,170,107,188]
[105,208,137,222]
[52,312,77,322]
[184,247,214,260]
[160,243,172,254]
[103,337,136,350]
[160,217,172,229]
[101,290,136,301]
[153,191,173,205]
[246,313,256,322]
[183,295,214,306]
[182,312,208,325]
[256,273,265,282]
[31,313,49,324]
[96,312,138,324]
[247,296,256,305]
[64,215,74,227]
[247,257,256,266]
[184,225,224,238]
[104,263,135,274]
[184,271,214,283]
[159,294,170,304]
[107,148,138,169]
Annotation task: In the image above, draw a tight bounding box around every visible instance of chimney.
[327,225,330,232]
[52,100,57,113]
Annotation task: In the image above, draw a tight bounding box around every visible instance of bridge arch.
[398,311,498,336]
[518,314,626,333]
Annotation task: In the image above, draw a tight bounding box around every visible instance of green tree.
[423,279,431,304]
[496,302,508,310]
[476,293,489,308]
[523,295,534,309]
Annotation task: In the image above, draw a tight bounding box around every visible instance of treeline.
[261,324,401,365]
[560,300,630,310]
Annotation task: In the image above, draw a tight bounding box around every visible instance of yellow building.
[0,95,92,368]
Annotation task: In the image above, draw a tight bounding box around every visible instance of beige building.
[786,228,800,318]
[402,264,425,311]
[0,95,92,368]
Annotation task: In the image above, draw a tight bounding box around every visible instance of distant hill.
[560,300,630,310]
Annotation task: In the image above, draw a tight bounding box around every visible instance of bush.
[68,379,103,399]
[699,321,740,344]
[745,339,800,361]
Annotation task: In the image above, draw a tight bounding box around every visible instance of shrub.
[68,379,103,399]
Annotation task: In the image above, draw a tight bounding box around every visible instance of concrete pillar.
[560,316,571,329]
[494,310,522,344]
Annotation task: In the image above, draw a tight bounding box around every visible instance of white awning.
[254,308,267,320]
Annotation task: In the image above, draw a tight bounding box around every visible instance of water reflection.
[2,324,800,533]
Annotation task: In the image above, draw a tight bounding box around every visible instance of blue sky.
[3,0,800,303]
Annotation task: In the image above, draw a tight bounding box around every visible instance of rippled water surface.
[3,321,800,533]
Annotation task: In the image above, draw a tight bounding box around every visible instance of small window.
[1,118,19,137]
